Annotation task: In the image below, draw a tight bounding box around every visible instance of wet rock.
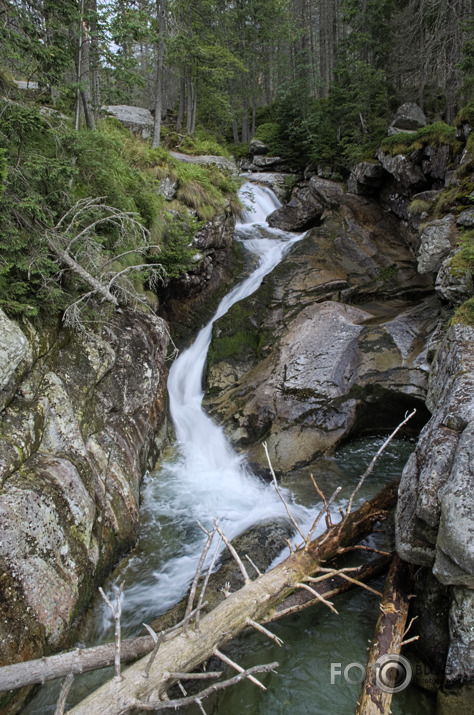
[390,102,427,132]
[147,520,293,632]
[266,184,323,231]
[205,195,436,471]
[417,215,457,274]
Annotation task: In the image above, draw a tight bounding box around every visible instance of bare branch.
[262,441,306,543]
[305,485,342,548]
[245,553,262,577]
[295,583,338,614]
[343,409,417,519]
[214,520,251,585]
[185,528,216,624]
[125,662,279,712]
[306,570,383,598]
[214,650,268,691]
[99,583,124,681]
[54,673,74,715]
[196,534,222,629]
[165,672,222,681]
[246,619,283,646]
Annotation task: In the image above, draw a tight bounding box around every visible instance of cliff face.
[0,308,169,675]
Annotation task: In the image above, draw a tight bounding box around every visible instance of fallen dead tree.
[0,555,391,695]
[0,410,415,714]
[67,480,397,714]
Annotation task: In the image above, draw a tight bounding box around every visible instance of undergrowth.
[0,102,239,320]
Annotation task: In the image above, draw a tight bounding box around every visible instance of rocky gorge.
[0,102,473,713]
[203,103,474,712]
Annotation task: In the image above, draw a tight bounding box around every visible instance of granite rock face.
[396,324,474,588]
[0,309,169,668]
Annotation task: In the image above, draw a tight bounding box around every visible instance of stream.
[25,183,436,714]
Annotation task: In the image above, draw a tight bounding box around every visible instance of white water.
[97,183,314,634]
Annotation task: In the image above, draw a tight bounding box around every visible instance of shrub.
[254,122,282,154]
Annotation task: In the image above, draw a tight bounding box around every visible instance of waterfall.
[98,182,311,632]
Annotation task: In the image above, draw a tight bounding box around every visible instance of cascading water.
[94,182,312,633]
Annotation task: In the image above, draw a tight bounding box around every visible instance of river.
[24,183,436,714]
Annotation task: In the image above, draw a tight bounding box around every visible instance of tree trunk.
[152,0,166,148]
[190,77,197,136]
[186,66,193,134]
[355,555,412,715]
[68,482,397,715]
[79,13,96,130]
[176,74,185,130]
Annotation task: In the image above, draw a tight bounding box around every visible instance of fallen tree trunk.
[355,554,413,715]
[67,481,397,715]
[0,555,392,695]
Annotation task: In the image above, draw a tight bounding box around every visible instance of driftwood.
[355,554,414,715]
[65,482,397,714]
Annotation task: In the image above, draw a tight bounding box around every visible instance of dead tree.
[355,554,414,715]
[66,481,397,714]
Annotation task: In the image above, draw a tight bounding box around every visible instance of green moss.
[381,122,459,157]
[433,181,474,217]
[456,102,474,127]
[409,199,431,215]
[451,297,474,325]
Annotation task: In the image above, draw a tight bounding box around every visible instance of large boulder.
[204,194,435,471]
[170,151,238,175]
[249,138,268,155]
[376,147,428,191]
[347,161,385,195]
[390,102,427,132]
[417,215,457,274]
[266,184,324,231]
[435,255,474,307]
[102,105,154,138]
[308,176,345,208]
[457,209,474,228]
[0,310,33,411]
